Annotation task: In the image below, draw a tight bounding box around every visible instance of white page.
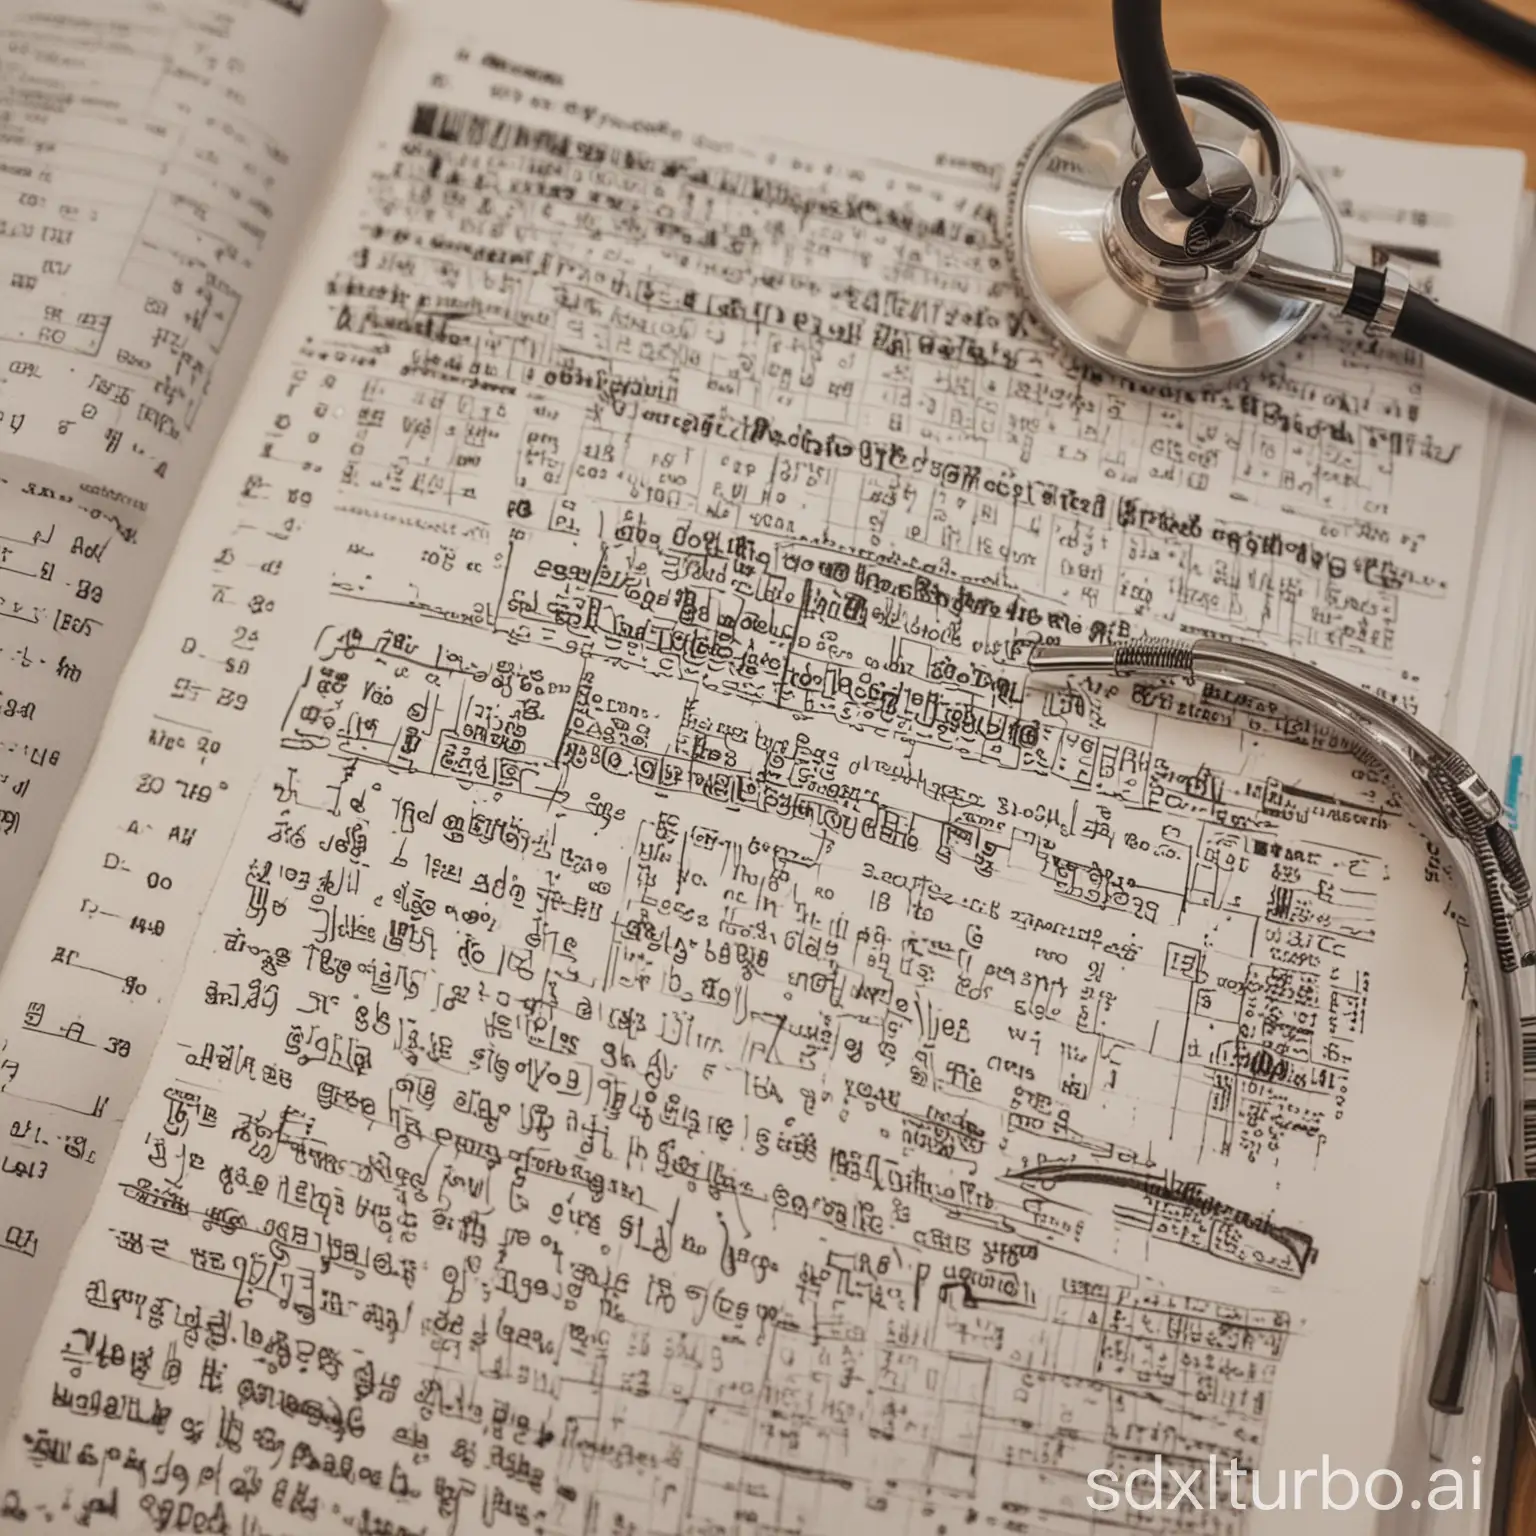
[0,1,1524,1527]
[1441,194,1533,787]
[1415,209,1536,1525]
[1476,210,1536,856]
[0,0,388,962]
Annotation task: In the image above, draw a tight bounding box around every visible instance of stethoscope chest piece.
[1008,75,1344,387]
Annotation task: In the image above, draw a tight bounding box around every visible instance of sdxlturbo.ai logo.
[1086,1456,1482,1514]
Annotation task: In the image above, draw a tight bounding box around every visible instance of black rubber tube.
[1402,0,1536,71]
[1393,290,1536,404]
[1112,0,1204,196]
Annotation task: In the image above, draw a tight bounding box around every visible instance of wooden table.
[705,0,1536,180]
[691,0,1536,1523]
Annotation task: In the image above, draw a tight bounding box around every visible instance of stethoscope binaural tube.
[1030,638,1536,1457]
[1113,0,1207,214]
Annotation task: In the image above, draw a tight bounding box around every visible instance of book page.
[0,0,387,962]
[1461,203,1536,843]
[1440,195,1533,785]
[0,0,1523,1524]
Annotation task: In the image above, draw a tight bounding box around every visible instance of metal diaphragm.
[1007,76,1344,388]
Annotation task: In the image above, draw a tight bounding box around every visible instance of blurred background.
[699,0,1536,181]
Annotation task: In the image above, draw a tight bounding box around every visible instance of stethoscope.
[1031,635,1536,1519]
[1003,3,1536,1515]
[1006,0,1536,402]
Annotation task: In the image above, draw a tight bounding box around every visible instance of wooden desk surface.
[691,0,1536,1524]
[707,0,1536,181]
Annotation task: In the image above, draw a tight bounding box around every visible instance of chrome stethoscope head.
[1005,2,1536,402]
[1007,73,1346,387]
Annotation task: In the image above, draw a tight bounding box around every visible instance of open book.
[0,0,1531,1528]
